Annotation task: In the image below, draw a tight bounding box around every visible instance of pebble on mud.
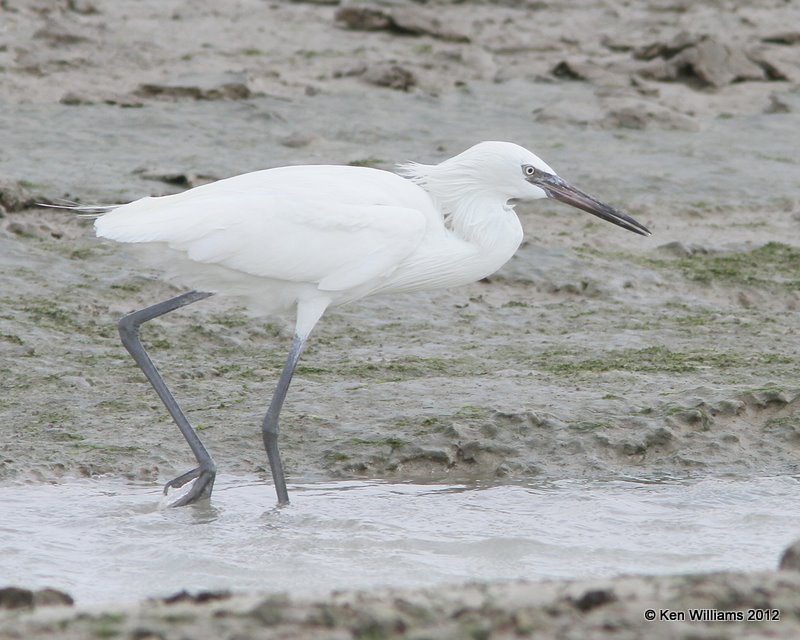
[747,48,794,82]
[335,4,469,43]
[60,91,94,106]
[0,180,42,213]
[779,540,800,571]
[279,132,317,148]
[0,587,73,610]
[136,82,251,101]
[761,31,800,46]
[67,0,100,15]
[158,590,232,605]
[572,588,617,612]
[636,33,767,88]
[132,167,218,188]
[765,94,791,114]
[59,91,144,108]
[32,27,91,46]
[603,98,698,130]
[135,74,253,101]
[362,63,417,91]
[551,58,623,87]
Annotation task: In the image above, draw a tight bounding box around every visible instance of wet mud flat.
[2,569,800,640]
[2,103,799,490]
[2,0,800,638]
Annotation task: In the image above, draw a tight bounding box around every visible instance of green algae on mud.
[296,355,477,383]
[665,242,800,290]
[538,345,794,376]
[580,242,800,292]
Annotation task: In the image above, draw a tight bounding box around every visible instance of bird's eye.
[523,165,536,177]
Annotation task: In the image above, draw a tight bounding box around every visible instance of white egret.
[88,141,650,506]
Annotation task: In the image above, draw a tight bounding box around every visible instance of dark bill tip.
[531,173,651,237]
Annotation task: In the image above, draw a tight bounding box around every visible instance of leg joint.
[118,312,141,346]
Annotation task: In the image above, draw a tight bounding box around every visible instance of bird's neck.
[440,194,524,286]
[399,161,521,251]
[442,193,515,245]
[420,189,521,268]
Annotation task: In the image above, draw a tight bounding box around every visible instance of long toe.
[167,469,216,507]
[164,468,216,507]
[163,467,202,494]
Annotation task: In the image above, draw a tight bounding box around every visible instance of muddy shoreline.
[4,568,800,640]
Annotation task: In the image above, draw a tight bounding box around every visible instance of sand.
[1,0,800,637]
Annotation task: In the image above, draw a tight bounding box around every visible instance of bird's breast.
[374,215,523,295]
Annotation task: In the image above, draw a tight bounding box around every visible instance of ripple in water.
[0,475,797,605]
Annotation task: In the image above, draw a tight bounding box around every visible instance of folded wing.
[95,168,430,293]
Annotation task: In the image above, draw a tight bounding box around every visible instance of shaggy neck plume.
[398,161,513,247]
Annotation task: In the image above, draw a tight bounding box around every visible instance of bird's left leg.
[261,333,306,506]
[117,290,216,506]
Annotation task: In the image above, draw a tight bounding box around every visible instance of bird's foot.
[163,465,216,507]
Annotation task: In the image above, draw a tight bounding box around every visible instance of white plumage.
[90,141,650,506]
[95,143,548,330]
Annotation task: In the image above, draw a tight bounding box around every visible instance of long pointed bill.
[531,173,651,236]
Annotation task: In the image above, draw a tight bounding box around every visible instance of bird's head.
[429,141,651,236]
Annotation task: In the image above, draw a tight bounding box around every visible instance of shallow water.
[0,475,797,605]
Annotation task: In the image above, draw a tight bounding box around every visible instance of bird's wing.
[95,189,428,292]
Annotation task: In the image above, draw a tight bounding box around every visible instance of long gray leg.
[262,333,306,506]
[118,290,216,507]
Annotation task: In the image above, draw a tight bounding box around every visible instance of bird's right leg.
[117,290,216,507]
[260,298,329,506]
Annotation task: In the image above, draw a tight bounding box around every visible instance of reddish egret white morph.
[90,141,650,506]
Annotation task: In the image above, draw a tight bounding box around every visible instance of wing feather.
[95,169,431,292]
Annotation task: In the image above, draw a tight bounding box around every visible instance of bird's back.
[95,165,444,311]
[96,165,437,242]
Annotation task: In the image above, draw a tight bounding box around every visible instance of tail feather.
[38,200,122,219]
